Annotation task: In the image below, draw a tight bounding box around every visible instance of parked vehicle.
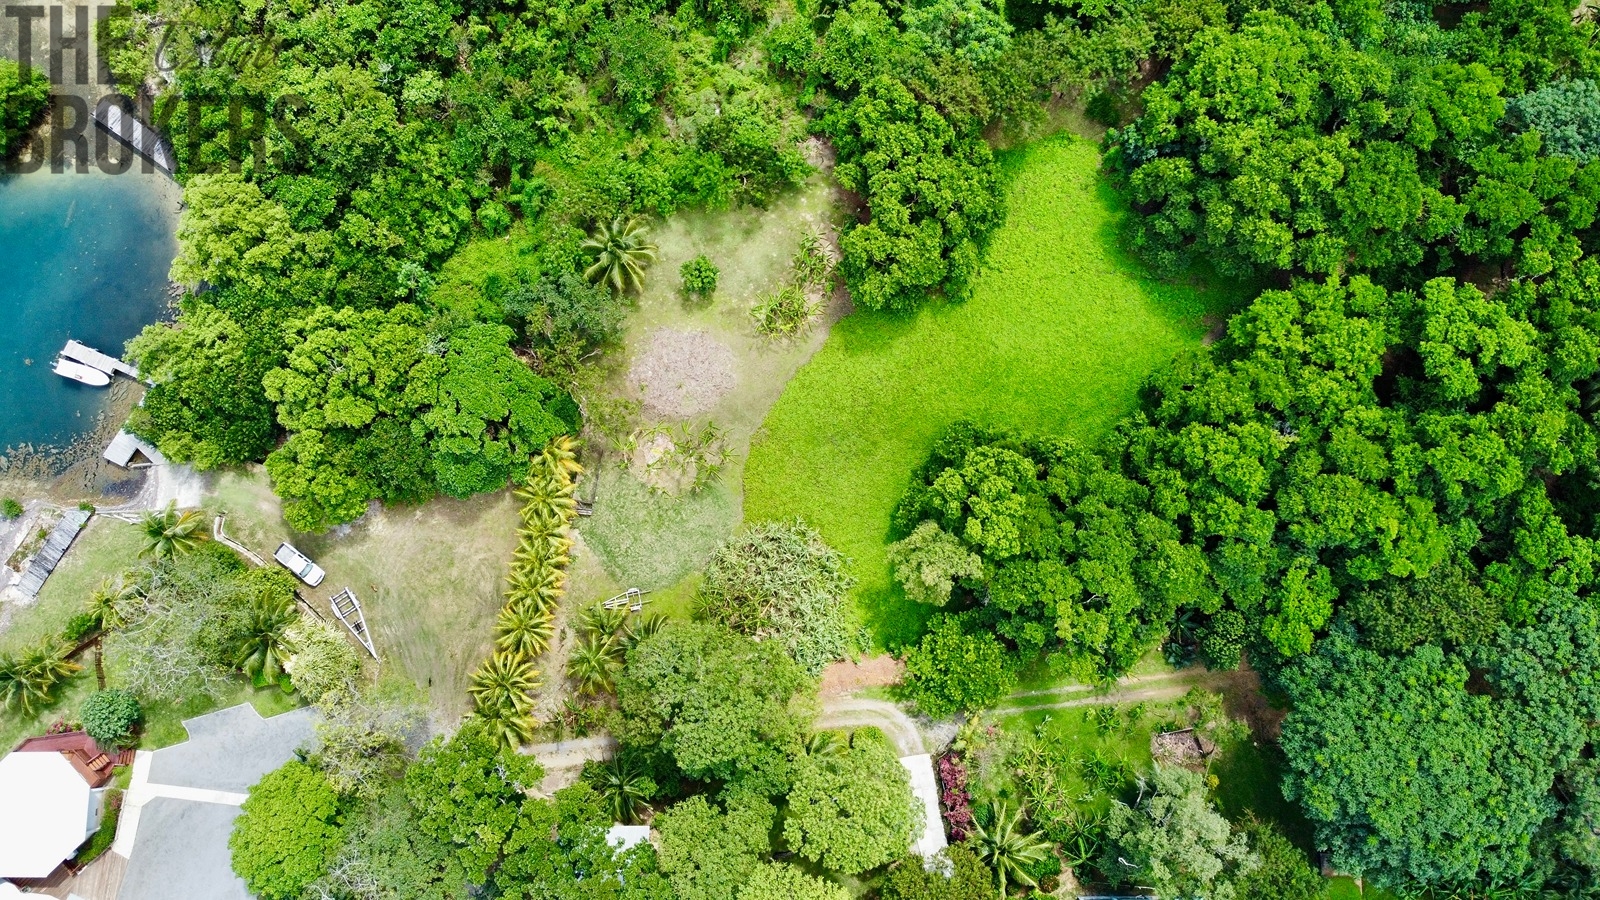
[274,542,326,587]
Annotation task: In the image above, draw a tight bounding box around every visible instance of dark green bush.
[680,254,720,301]
[81,690,142,748]
[902,616,1015,717]
[1,498,21,519]
[1199,610,1248,669]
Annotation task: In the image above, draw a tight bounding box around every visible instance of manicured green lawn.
[745,135,1244,647]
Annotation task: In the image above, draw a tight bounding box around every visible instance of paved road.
[816,696,925,756]
[524,734,617,766]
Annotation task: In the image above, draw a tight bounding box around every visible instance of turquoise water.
[0,168,178,452]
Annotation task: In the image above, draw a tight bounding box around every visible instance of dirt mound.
[629,328,737,418]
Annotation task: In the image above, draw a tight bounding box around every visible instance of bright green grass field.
[744,135,1244,647]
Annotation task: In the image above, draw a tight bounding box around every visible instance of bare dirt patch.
[629,328,738,419]
[820,654,904,697]
[1151,728,1218,770]
[1221,661,1285,741]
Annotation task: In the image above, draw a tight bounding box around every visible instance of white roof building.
[900,754,949,862]
[0,752,101,879]
[605,824,652,853]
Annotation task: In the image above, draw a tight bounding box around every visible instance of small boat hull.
[53,357,112,387]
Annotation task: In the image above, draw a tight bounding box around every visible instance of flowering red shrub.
[937,752,976,841]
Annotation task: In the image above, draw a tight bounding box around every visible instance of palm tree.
[969,802,1053,898]
[578,605,627,641]
[235,596,299,685]
[516,468,577,512]
[532,435,584,482]
[86,573,141,631]
[588,755,654,824]
[620,613,667,651]
[566,632,622,696]
[0,642,82,715]
[514,527,569,565]
[495,602,554,658]
[475,700,538,750]
[582,216,658,295]
[469,650,541,718]
[138,501,209,558]
[506,566,566,616]
[804,729,849,764]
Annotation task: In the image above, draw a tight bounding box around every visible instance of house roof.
[103,431,167,468]
[0,752,96,879]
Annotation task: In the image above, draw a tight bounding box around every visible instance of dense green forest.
[879,0,1600,894]
[108,0,1246,528]
[24,0,1596,894]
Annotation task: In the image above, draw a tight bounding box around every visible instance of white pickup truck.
[274,542,327,587]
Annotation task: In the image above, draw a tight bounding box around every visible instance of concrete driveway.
[115,704,316,900]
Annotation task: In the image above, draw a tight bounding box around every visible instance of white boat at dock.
[53,355,113,387]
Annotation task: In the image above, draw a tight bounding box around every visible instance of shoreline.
[0,376,154,506]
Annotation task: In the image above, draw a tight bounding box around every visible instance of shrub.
[229,761,343,900]
[62,612,101,643]
[902,616,1015,718]
[739,863,849,900]
[681,254,720,300]
[937,753,976,840]
[1199,610,1248,669]
[696,519,855,674]
[81,689,141,748]
[0,498,21,519]
[285,619,364,706]
[752,284,816,337]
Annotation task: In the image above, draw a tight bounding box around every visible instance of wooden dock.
[61,340,140,380]
[14,509,92,599]
[92,100,176,176]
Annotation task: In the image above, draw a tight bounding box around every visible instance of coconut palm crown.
[582,216,658,295]
[138,501,209,558]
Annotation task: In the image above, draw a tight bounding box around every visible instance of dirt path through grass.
[744,135,1245,648]
[995,669,1248,715]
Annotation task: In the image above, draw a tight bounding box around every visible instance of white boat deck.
[60,340,139,379]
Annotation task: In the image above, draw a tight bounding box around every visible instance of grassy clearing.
[1210,731,1316,850]
[1326,877,1401,900]
[210,468,526,721]
[579,470,736,590]
[576,175,843,591]
[744,135,1245,647]
[0,517,145,655]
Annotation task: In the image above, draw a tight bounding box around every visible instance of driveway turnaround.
[115,704,316,900]
[147,703,316,793]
